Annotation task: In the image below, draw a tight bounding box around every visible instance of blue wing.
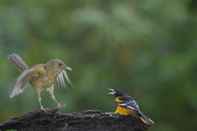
[119,99,140,112]
[119,97,154,125]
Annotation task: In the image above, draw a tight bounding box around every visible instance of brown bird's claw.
[40,107,48,112]
[57,102,65,109]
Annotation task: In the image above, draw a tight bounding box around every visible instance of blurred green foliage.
[0,0,197,131]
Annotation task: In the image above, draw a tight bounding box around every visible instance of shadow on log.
[0,109,152,131]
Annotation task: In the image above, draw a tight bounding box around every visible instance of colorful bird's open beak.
[108,88,116,95]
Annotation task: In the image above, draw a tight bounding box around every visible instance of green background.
[0,0,197,131]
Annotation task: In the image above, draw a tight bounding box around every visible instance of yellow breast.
[115,106,135,116]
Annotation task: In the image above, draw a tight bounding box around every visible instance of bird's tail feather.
[8,53,29,71]
[138,110,154,126]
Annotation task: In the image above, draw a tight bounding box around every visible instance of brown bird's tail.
[8,53,29,71]
[137,110,154,126]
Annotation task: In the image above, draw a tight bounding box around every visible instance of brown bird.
[8,53,72,111]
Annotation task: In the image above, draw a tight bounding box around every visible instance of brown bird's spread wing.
[56,69,72,88]
[10,69,33,98]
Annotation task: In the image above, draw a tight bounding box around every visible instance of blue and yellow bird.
[109,88,154,126]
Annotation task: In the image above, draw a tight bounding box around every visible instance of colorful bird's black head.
[108,88,129,103]
[108,88,124,97]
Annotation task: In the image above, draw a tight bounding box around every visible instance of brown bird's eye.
[59,63,63,66]
[44,65,47,70]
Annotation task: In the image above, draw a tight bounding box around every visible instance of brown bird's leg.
[47,85,64,108]
[36,88,45,111]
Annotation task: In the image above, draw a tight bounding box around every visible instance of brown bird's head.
[47,58,64,68]
[45,59,72,87]
[45,59,70,74]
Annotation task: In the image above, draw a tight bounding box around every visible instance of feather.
[62,70,72,87]
[56,71,65,88]
[8,53,29,71]
[56,69,72,88]
[119,99,140,112]
[10,69,33,98]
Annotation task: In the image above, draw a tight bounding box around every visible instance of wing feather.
[119,99,140,111]
[62,70,72,86]
[56,69,72,88]
[10,69,33,98]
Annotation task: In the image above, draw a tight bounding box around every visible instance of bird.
[108,88,154,126]
[8,53,72,111]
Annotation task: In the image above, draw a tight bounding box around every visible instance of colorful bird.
[109,88,154,125]
[8,53,72,111]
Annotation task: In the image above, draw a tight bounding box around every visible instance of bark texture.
[0,109,152,131]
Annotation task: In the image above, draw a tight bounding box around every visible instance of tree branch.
[0,109,152,131]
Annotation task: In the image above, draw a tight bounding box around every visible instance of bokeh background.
[0,0,197,131]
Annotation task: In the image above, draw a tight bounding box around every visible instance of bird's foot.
[57,102,65,109]
[40,106,47,112]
